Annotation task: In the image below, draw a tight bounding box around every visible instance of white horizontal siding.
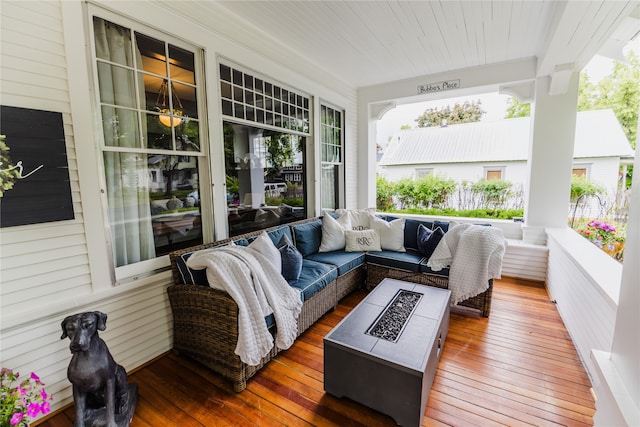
[0,2,173,419]
[545,228,619,382]
[502,239,549,281]
[0,0,91,313]
[0,274,174,411]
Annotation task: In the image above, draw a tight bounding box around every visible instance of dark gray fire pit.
[324,278,451,427]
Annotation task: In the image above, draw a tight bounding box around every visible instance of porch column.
[523,73,579,244]
[591,113,640,426]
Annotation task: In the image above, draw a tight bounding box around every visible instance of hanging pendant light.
[156,79,184,127]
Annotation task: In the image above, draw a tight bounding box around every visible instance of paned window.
[485,167,504,181]
[415,168,433,179]
[92,16,205,272]
[220,63,310,133]
[220,63,309,236]
[320,104,344,210]
[572,168,587,178]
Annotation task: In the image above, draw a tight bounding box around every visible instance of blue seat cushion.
[287,259,338,301]
[365,249,424,272]
[265,313,275,329]
[306,250,366,276]
[174,238,249,285]
[418,262,450,278]
[291,219,322,256]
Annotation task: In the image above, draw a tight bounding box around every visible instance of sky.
[376,37,639,149]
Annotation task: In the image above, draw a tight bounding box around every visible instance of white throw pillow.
[369,214,406,252]
[336,208,376,231]
[319,213,351,252]
[344,229,382,252]
[248,231,282,273]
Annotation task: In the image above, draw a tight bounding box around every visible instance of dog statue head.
[61,311,108,353]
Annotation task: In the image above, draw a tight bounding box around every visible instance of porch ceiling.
[206,1,639,88]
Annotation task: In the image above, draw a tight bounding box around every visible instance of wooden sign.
[0,106,74,227]
[417,79,461,94]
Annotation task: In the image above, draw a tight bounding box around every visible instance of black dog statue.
[61,311,137,427]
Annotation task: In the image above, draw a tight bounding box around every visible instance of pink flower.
[41,401,51,414]
[10,412,24,426]
[27,402,41,417]
[40,388,48,400]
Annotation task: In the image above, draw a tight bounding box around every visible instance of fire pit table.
[324,278,451,427]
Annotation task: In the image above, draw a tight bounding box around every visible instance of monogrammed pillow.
[344,229,382,252]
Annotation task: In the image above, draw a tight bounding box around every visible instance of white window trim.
[414,167,433,179]
[572,163,592,178]
[319,100,345,210]
[69,3,211,284]
[484,166,506,180]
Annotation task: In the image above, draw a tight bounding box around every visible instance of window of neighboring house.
[320,104,344,211]
[220,62,309,236]
[572,167,588,178]
[415,167,433,179]
[91,15,206,275]
[485,167,504,180]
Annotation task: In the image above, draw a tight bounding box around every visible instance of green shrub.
[414,174,456,208]
[376,175,394,211]
[570,176,606,202]
[471,179,513,208]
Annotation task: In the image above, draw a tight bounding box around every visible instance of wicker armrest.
[167,284,243,370]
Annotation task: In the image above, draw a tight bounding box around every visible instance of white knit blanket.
[186,245,303,366]
[427,224,506,305]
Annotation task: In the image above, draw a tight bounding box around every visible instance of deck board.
[36,277,595,426]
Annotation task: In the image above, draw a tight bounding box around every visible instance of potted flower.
[576,220,626,259]
[1,368,52,427]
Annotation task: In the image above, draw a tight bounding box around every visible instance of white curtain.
[94,18,155,267]
[321,163,337,210]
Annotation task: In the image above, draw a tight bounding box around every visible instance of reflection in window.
[93,16,203,268]
[320,104,344,210]
[224,122,306,236]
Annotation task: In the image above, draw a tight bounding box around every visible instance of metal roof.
[379,109,635,166]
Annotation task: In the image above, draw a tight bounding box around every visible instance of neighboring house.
[378,109,634,196]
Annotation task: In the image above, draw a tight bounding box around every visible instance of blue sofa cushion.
[278,234,303,282]
[365,249,424,272]
[306,250,366,276]
[291,219,322,257]
[247,225,293,247]
[267,225,293,247]
[404,218,435,250]
[288,259,338,301]
[417,224,445,258]
[419,263,450,278]
[175,238,249,285]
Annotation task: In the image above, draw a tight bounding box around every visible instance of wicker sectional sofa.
[167,214,493,392]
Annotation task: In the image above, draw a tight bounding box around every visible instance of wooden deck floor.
[38,278,595,426]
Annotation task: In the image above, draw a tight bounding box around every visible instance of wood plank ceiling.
[205,1,640,88]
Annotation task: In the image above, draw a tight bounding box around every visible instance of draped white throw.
[427,223,506,305]
[186,245,303,366]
